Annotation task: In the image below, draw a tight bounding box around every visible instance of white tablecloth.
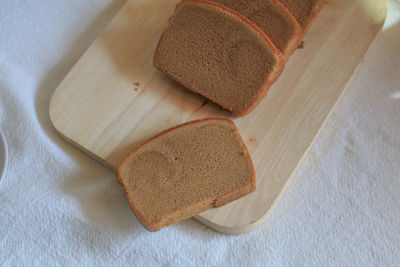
[0,0,399,265]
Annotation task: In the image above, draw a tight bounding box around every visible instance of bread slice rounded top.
[116,118,256,231]
[154,0,284,116]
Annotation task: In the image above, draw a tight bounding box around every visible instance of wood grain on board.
[50,0,387,234]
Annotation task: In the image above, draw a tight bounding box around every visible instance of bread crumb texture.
[117,118,255,231]
[154,0,283,115]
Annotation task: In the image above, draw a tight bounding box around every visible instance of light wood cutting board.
[50,0,387,234]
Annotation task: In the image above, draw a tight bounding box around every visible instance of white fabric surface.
[1,0,399,265]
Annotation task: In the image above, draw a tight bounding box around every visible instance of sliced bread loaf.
[211,0,302,61]
[153,0,284,116]
[116,118,256,231]
[278,0,323,31]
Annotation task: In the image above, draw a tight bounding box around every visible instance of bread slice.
[116,118,256,231]
[154,0,284,116]
[211,0,302,61]
[277,0,323,32]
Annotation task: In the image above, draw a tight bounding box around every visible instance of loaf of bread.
[116,118,256,231]
[211,0,302,61]
[277,0,323,32]
[154,0,284,116]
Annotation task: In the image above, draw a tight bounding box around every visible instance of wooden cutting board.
[50,0,387,234]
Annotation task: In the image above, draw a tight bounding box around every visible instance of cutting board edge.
[49,105,116,171]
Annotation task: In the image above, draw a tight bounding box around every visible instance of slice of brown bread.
[211,0,302,61]
[153,0,284,116]
[277,0,323,31]
[116,118,256,232]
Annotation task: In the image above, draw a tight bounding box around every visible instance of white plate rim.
[0,129,7,181]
